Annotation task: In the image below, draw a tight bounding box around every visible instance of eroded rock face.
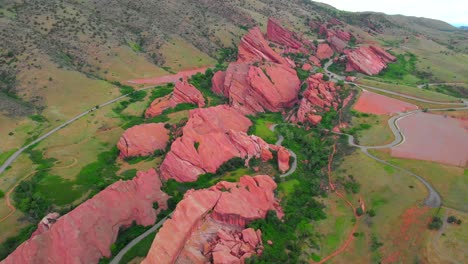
[237,27,293,67]
[288,73,342,126]
[345,45,396,75]
[316,43,334,60]
[145,79,205,118]
[266,18,303,50]
[142,175,283,264]
[2,169,168,264]
[215,62,300,115]
[277,147,291,173]
[160,105,289,182]
[117,123,169,159]
[31,213,60,238]
[212,70,227,96]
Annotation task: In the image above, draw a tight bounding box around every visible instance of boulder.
[142,175,281,264]
[218,62,300,115]
[316,43,334,60]
[277,147,291,173]
[345,45,396,75]
[2,169,168,264]
[145,79,205,118]
[237,27,293,67]
[302,63,312,71]
[266,18,303,50]
[212,70,227,96]
[117,123,169,159]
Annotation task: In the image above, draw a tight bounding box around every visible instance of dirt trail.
[0,171,35,223]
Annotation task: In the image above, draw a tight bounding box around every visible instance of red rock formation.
[117,123,169,159]
[309,55,321,67]
[145,79,205,118]
[289,73,342,126]
[302,63,312,71]
[345,76,357,82]
[160,106,288,182]
[2,169,168,264]
[328,35,347,53]
[212,70,227,96]
[142,175,283,264]
[277,147,291,173]
[215,62,300,115]
[344,45,396,75]
[31,213,60,238]
[237,27,293,67]
[266,18,303,50]
[316,43,334,60]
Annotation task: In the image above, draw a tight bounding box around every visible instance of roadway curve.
[270,124,297,178]
[110,213,172,264]
[323,59,468,208]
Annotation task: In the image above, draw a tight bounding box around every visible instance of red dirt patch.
[353,90,418,115]
[381,206,430,264]
[128,67,208,85]
[391,112,468,167]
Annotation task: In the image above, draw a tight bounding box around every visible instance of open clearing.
[349,113,394,146]
[353,90,418,115]
[391,112,468,167]
[319,150,429,263]
[358,79,461,103]
[371,149,467,212]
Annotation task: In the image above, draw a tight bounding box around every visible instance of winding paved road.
[0,85,158,176]
[323,60,468,208]
[110,213,172,264]
[270,124,298,178]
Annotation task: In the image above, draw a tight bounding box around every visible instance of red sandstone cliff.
[344,45,396,75]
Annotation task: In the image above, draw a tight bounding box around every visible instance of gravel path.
[269,124,298,178]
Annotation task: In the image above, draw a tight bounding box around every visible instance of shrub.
[428,216,443,230]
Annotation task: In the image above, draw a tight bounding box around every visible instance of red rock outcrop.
[145,79,205,118]
[266,18,303,50]
[212,70,227,96]
[309,55,321,67]
[316,43,334,60]
[117,123,169,159]
[237,27,293,67]
[302,63,312,71]
[2,169,168,264]
[277,147,291,173]
[345,45,396,75]
[213,62,300,115]
[288,73,342,126]
[31,213,60,238]
[142,175,283,264]
[160,106,289,182]
[345,76,357,82]
[328,35,348,53]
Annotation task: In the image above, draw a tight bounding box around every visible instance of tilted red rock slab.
[344,45,396,75]
[1,169,168,264]
[145,79,205,118]
[142,175,282,264]
[237,27,293,67]
[117,123,170,158]
[266,18,303,50]
[214,62,300,115]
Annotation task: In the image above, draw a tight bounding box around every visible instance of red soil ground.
[353,90,418,115]
[128,67,208,85]
[381,206,430,264]
[391,112,468,167]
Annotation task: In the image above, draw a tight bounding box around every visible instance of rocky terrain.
[344,45,396,75]
[142,175,282,264]
[145,79,205,118]
[117,123,169,158]
[1,169,168,264]
[160,105,290,182]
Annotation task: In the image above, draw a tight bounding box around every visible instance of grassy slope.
[371,150,467,211]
